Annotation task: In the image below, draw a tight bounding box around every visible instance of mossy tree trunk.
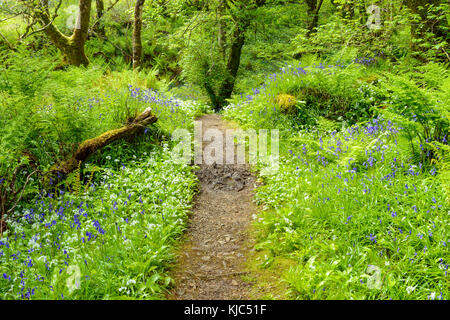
[133,0,146,70]
[94,0,106,38]
[21,0,92,67]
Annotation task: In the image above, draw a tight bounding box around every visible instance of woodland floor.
[167,114,259,300]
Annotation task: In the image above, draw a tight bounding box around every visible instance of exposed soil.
[167,114,259,300]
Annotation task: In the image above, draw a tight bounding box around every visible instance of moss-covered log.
[52,107,157,175]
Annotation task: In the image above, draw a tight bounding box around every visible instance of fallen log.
[50,107,157,175]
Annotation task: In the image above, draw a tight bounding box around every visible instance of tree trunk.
[215,20,250,110]
[23,0,92,66]
[202,0,266,111]
[67,0,92,66]
[133,0,146,70]
[405,0,444,47]
[306,0,324,37]
[94,0,106,38]
[217,1,227,60]
[63,42,90,67]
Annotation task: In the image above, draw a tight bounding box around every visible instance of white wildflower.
[406,286,416,294]
[126,279,136,286]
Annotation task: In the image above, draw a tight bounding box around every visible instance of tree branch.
[7,170,39,215]
[20,0,62,40]
[0,30,14,49]
[50,107,157,175]
[91,0,120,34]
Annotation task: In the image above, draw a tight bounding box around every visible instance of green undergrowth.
[0,47,208,205]
[0,145,198,299]
[0,48,209,299]
[223,54,449,300]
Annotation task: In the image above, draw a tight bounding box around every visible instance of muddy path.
[167,114,258,300]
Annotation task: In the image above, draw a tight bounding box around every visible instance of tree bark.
[215,19,250,110]
[405,0,445,47]
[133,0,146,70]
[342,0,355,19]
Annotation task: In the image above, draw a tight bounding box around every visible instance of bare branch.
[50,0,63,20]
[441,47,450,62]
[91,0,120,32]
[7,170,39,215]
[20,1,61,40]
[0,13,22,23]
[0,30,14,49]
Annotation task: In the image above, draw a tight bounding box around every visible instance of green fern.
[426,141,450,203]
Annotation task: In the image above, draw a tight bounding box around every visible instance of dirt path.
[167,114,258,300]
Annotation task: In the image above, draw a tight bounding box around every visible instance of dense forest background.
[0,0,449,300]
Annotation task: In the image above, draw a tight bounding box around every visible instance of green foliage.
[179,19,229,105]
[226,54,381,130]
[0,45,204,215]
[405,0,449,62]
[366,70,449,165]
[0,45,206,298]
[1,0,449,302]
[223,54,449,300]
[0,147,198,299]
